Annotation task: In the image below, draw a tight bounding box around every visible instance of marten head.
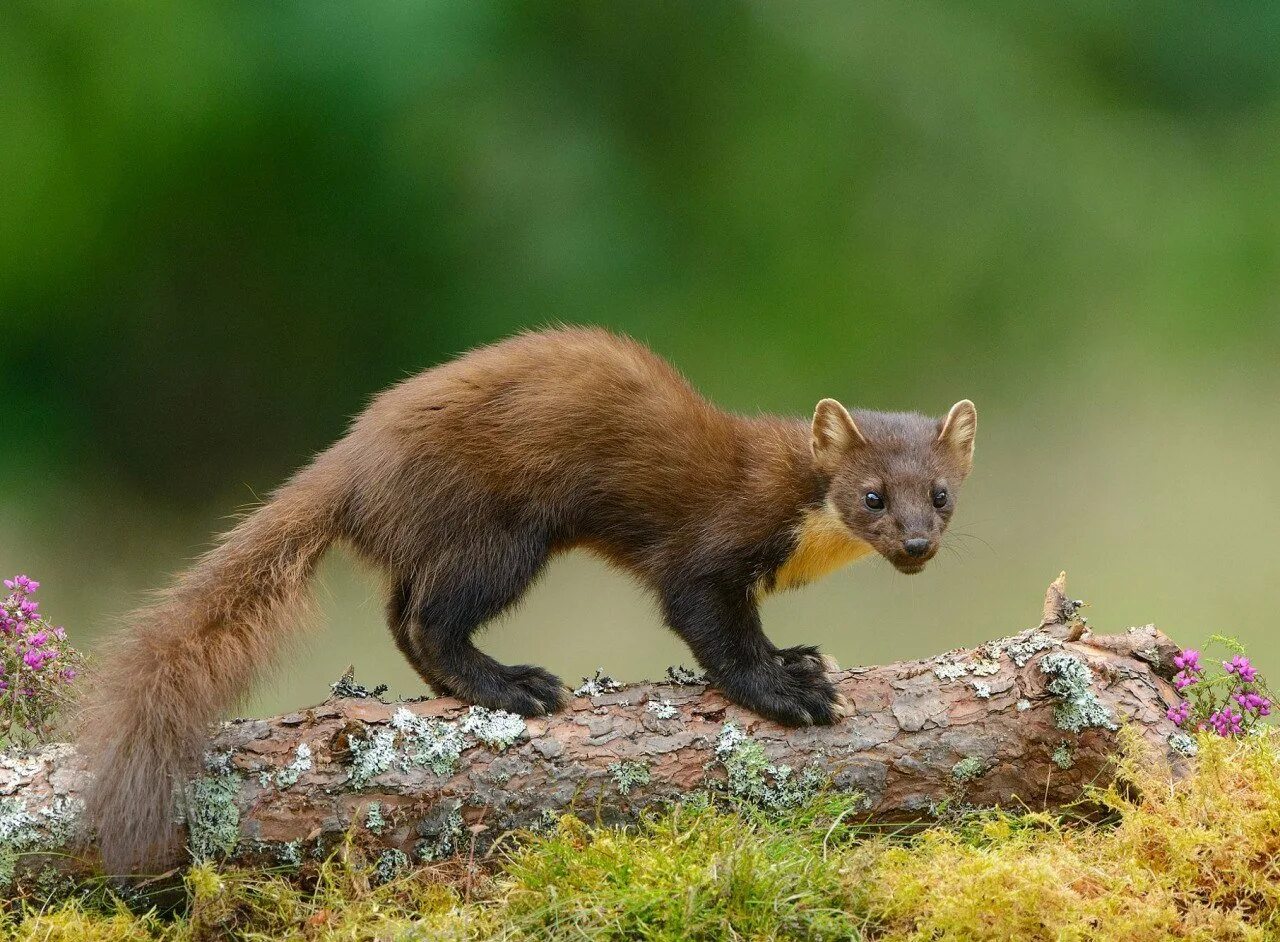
[810,399,977,574]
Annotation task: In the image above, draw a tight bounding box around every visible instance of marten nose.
[903,538,931,558]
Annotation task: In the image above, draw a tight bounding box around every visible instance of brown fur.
[78,327,975,871]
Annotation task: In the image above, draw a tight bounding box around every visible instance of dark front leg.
[660,579,847,726]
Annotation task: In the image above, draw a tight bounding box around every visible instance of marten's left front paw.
[773,644,841,675]
[718,652,849,727]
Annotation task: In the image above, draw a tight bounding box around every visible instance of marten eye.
[932,487,948,509]
[864,492,885,511]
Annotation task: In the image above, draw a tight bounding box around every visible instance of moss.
[1039,652,1117,733]
[273,742,312,789]
[951,756,987,782]
[608,761,651,795]
[186,773,241,863]
[458,706,525,751]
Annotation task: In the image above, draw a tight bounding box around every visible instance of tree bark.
[0,575,1191,884]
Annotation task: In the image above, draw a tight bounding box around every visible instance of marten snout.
[903,537,931,558]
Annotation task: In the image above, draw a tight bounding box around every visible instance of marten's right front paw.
[720,656,848,727]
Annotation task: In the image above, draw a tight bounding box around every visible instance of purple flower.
[26,631,47,648]
[1173,671,1199,691]
[22,648,53,670]
[1234,691,1271,717]
[1223,655,1258,683]
[1173,649,1202,673]
[4,576,39,594]
[1209,708,1244,737]
[1166,700,1192,726]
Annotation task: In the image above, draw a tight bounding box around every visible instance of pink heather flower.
[1173,671,1199,691]
[4,576,38,594]
[59,669,76,682]
[26,631,47,648]
[1173,649,1202,673]
[1234,692,1272,717]
[1223,655,1258,683]
[22,649,53,670]
[1209,708,1244,737]
[1166,700,1192,727]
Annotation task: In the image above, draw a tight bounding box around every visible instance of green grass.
[6,730,1279,941]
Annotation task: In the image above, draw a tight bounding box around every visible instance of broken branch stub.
[0,575,1190,885]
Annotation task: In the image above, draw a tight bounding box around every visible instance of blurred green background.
[2,2,1278,716]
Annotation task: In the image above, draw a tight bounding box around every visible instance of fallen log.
[0,574,1192,885]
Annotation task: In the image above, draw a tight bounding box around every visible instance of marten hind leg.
[389,535,567,716]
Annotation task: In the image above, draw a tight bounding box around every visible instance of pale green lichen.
[275,742,312,789]
[666,665,705,685]
[999,632,1062,667]
[202,750,234,776]
[278,840,303,868]
[574,669,623,697]
[186,773,241,863]
[348,728,397,788]
[373,848,410,884]
[330,669,388,700]
[365,802,388,835]
[1051,742,1075,769]
[932,660,969,682]
[969,658,1001,677]
[971,681,991,699]
[609,761,652,795]
[1170,731,1198,756]
[952,756,987,782]
[714,723,822,809]
[646,698,679,720]
[1016,699,1032,711]
[1040,652,1117,733]
[391,707,464,775]
[416,803,464,861]
[459,706,526,750]
[0,794,84,888]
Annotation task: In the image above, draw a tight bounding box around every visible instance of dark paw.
[477,664,568,717]
[718,654,847,727]
[773,644,840,674]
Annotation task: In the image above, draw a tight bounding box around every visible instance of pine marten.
[79,327,977,870]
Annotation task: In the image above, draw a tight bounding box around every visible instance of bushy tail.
[79,461,344,872]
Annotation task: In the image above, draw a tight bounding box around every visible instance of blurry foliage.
[2,1,1278,504]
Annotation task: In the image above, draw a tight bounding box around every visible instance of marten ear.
[811,398,866,471]
[937,399,977,474]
